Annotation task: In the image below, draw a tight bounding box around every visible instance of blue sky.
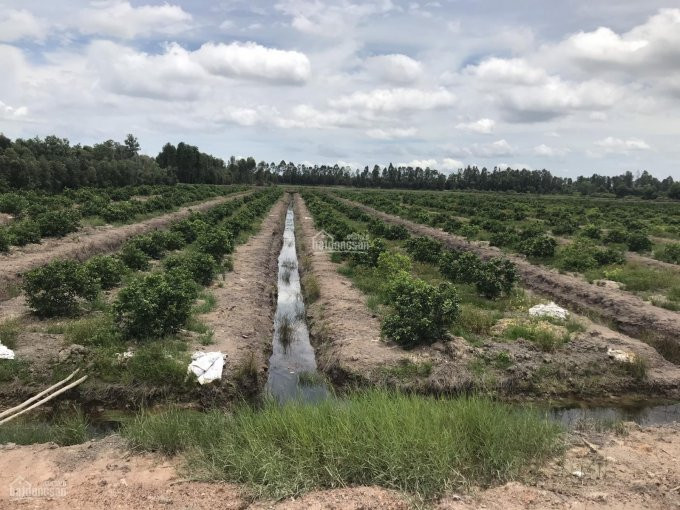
[1,0,679,178]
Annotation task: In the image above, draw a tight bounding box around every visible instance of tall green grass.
[0,408,90,446]
[122,390,563,499]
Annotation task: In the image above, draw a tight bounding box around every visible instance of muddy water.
[265,205,328,403]
[550,401,680,427]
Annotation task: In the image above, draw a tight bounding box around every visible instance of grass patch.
[380,359,432,380]
[454,305,501,336]
[297,371,328,387]
[0,407,90,446]
[503,321,570,352]
[301,273,320,303]
[63,314,120,347]
[0,359,30,383]
[616,356,648,382]
[123,391,563,499]
[0,318,20,348]
[192,291,217,315]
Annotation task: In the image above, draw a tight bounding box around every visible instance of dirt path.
[339,197,680,360]
[0,192,251,300]
[293,194,406,383]
[194,197,287,395]
[2,423,679,509]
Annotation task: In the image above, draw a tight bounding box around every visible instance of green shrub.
[0,228,9,252]
[603,228,628,244]
[376,251,412,281]
[475,258,518,299]
[349,237,386,267]
[129,234,165,259]
[23,260,99,317]
[627,232,652,253]
[8,219,41,246]
[35,209,81,237]
[594,247,625,266]
[580,224,601,239]
[557,239,599,272]
[382,274,460,348]
[489,230,519,247]
[438,250,479,284]
[84,255,127,290]
[0,193,28,215]
[519,235,556,258]
[386,224,409,240]
[164,251,218,286]
[151,229,186,251]
[195,226,233,260]
[404,236,442,263]
[113,270,198,339]
[656,243,680,264]
[119,242,150,271]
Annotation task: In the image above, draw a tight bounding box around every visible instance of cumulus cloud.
[400,158,438,168]
[77,1,193,39]
[0,9,47,43]
[456,118,495,134]
[0,101,28,120]
[468,139,516,158]
[194,42,311,84]
[365,54,423,84]
[330,87,455,113]
[533,144,568,157]
[594,137,651,154]
[469,57,623,122]
[366,127,417,140]
[441,158,463,170]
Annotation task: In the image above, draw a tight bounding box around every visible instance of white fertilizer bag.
[529,302,569,320]
[188,352,225,385]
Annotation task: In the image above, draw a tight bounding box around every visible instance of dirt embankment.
[2,423,679,509]
[340,197,680,360]
[0,192,251,301]
[194,197,287,400]
[293,194,407,385]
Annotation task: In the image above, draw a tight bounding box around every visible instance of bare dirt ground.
[1,423,678,509]
[194,197,287,393]
[340,197,680,357]
[0,192,251,300]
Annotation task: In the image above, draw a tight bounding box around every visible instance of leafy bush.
[151,229,186,251]
[627,232,652,253]
[603,228,628,244]
[519,235,556,258]
[475,258,518,299]
[171,217,208,243]
[594,247,625,266]
[656,243,680,264]
[385,224,409,240]
[580,224,601,239]
[163,251,218,286]
[9,219,41,246]
[438,250,479,284]
[376,251,412,281]
[557,239,601,272]
[195,226,233,261]
[0,193,28,215]
[404,236,441,263]
[0,228,9,252]
[23,260,99,317]
[113,270,198,339]
[489,230,519,247]
[382,273,460,348]
[35,209,81,237]
[349,237,386,267]
[118,242,150,271]
[129,234,165,259]
[551,222,576,236]
[84,255,127,290]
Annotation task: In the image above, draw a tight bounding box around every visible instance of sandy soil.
[340,197,680,357]
[194,197,287,394]
[0,192,251,300]
[1,424,678,509]
[293,194,407,383]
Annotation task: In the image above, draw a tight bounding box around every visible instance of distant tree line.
[1,134,678,199]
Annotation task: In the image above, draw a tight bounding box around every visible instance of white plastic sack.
[607,348,636,363]
[188,351,225,385]
[529,302,569,320]
[0,342,15,360]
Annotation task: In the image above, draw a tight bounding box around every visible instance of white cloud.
[594,137,651,154]
[330,87,455,113]
[365,54,422,84]
[400,158,438,168]
[0,101,28,120]
[77,1,193,39]
[469,139,516,158]
[441,158,463,169]
[456,118,495,134]
[467,58,547,85]
[366,127,417,140]
[0,9,47,43]
[194,42,311,84]
[533,144,568,157]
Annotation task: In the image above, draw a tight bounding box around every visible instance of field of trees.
[2,137,680,507]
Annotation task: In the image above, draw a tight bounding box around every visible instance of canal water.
[265,204,329,403]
